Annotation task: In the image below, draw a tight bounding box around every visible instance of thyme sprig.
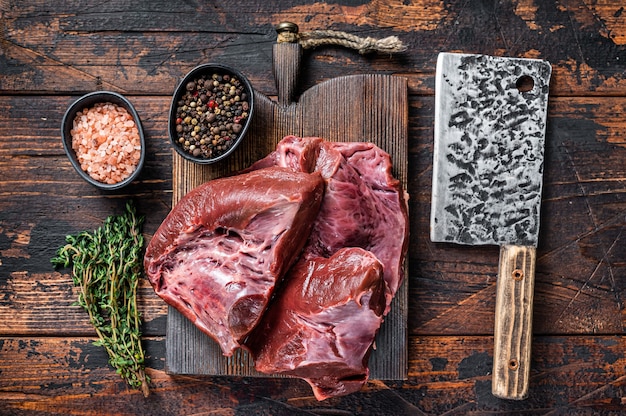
[51,201,150,397]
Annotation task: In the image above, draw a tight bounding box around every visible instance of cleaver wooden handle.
[492,244,536,400]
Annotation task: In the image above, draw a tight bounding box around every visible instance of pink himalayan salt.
[70,102,141,185]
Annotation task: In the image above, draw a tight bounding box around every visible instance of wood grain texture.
[492,245,537,400]
[1,1,626,97]
[1,0,626,413]
[167,62,409,380]
[0,335,624,415]
[0,95,624,338]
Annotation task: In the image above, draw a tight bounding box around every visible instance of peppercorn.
[173,71,251,160]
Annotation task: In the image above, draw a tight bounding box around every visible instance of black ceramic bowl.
[168,63,254,164]
[61,91,146,191]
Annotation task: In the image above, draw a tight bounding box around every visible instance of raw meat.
[245,136,409,399]
[247,135,409,310]
[246,247,386,401]
[144,167,325,355]
[145,135,408,400]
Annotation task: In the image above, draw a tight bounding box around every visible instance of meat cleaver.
[430,52,551,400]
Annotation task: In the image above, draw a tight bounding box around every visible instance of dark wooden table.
[1,1,625,415]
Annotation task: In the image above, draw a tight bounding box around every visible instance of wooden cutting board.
[166,40,409,380]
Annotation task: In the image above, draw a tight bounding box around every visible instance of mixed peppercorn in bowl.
[168,63,254,164]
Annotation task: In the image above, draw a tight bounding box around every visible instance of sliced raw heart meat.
[246,247,386,401]
[243,136,407,399]
[247,135,409,312]
[144,166,325,355]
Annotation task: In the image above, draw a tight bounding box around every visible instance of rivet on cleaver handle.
[430,53,551,399]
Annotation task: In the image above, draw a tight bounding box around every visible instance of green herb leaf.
[52,201,150,397]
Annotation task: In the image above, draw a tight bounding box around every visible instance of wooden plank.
[2,2,626,96]
[0,96,625,339]
[0,335,624,415]
[166,70,409,380]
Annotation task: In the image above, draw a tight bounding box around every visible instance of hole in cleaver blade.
[430,52,552,248]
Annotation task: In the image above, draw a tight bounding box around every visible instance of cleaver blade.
[431,52,551,400]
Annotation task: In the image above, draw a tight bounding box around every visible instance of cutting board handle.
[492,244,536,400]
[273,22,303,105]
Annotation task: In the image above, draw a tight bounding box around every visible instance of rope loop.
[276,23,406,55]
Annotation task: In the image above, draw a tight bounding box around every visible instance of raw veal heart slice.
[246,247,386,401]
[248,136,409,312]
[144,167,324,355]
